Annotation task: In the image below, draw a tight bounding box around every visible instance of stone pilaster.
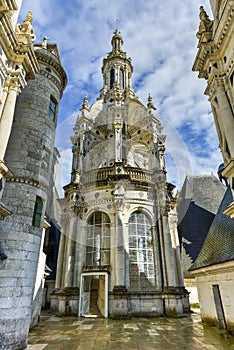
[0,81,21,161]
[212,80,234,159]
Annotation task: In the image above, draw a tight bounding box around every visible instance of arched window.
[110,69,115,89]
[119,69,124,89]
[86,212,110,266]
[128,211,156,291]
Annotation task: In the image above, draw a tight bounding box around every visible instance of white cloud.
[19,0,221,195]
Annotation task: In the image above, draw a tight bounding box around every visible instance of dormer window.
[110,69,115,89]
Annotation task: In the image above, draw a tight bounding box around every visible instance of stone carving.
[196,6,213,41]
[16,11,36,43]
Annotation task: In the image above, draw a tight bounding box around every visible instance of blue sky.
[19,0,223,196]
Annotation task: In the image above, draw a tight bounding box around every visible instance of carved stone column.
[114,120,123,163]
[0,81,21,161]
[113,181,126,287]
[161,210,177,288]
[212,80,234,159]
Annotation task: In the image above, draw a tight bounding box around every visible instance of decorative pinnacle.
[147,94,156,110]
[81,95,89,109]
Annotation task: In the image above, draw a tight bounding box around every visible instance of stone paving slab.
[27,311,234,350]
[26,345,47,350]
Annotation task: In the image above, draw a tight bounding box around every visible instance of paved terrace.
[27,311,234,350]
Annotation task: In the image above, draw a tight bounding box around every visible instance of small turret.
[100,29,135,102]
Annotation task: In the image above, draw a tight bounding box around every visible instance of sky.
[19,0,223,196]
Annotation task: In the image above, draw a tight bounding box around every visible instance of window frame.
[128,211,156,291]
[48,96,57,121]
[32,196,43,228]
[85,211,111,266]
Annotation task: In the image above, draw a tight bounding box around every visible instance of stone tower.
[193,1,234,217]
[0,42,66,348]
[0,6,39,219]
[54,30,189,318]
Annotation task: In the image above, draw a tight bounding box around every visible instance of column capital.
[8,80,21,94]
[213,78,225,92]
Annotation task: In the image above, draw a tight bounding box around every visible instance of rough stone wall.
[0,47,66,349]
[194,265,234,333]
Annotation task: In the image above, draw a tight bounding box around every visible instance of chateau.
[53,29,189,318]
[0,0,233,348]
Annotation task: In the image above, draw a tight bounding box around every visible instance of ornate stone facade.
[54,30,189,318]
[193,1,234,217]
[191,0,234,334]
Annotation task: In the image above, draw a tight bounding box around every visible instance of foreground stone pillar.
[109,286,129,317]
[0,82,20,161]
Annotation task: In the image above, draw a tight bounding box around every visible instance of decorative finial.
[42,36,49,49]
[82,95,89,109]
[147,94,156,110]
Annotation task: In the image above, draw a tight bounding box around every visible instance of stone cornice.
[190,259,234,276]
[0,12,39,80]
[213,1,234,51]
[6,176,49,192]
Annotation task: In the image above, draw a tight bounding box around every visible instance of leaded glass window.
[110,69,115,89]
[86,212,110,266]
[128,211,156,291]
[119,69,124,89]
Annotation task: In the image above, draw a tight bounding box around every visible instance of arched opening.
[119,69,124,89]
[110,69,115,89]
[86,211,111,266]
[128,211,156,291]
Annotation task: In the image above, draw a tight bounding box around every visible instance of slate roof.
[177,175,226,275]
[190,186,234,270]
[178,175,226,217]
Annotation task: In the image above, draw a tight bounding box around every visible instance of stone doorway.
[79,272,108,318]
